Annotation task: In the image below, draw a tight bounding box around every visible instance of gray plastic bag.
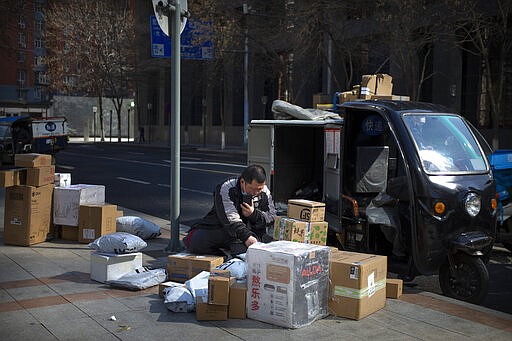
[108,267,167,290]
[116,216,162,240]
[88,232,147,254]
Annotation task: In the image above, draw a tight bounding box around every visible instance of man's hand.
[241,201,254,217]
[244,235,258,247]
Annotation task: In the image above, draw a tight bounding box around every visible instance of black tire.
[439,253,489,305]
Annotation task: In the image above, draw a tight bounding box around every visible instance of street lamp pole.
[93,106,97,142]
[128,101,134,142]
[243,2,249,147]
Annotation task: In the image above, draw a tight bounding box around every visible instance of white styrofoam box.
[246,241,330,329]
[53,184,105,226]
[90,252,143,283]
[54,173,71,187]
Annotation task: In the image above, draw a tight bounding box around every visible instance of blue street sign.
[150,16,214,60]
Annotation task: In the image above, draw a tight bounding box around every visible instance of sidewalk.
[1,200,511,340]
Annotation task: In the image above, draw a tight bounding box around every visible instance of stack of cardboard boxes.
[3,154,55,246]
[165,254,248,320]
[334,74,410,106]
[273,199,328,245]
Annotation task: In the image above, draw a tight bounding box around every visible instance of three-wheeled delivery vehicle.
[0,116,68,165]
[248,100,497,304]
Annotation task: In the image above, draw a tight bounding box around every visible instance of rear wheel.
[439,253,489,305]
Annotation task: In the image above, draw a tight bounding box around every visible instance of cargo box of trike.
[0,116,68,165]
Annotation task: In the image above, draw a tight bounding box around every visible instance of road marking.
[157,184,211,196]
[164,159,246,168]
[116,177,150,185]
[56,165,75,170]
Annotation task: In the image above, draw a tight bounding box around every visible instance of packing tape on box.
[333,278,386,299]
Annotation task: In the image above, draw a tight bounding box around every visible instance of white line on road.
[157,184,212,196]
[116,177,151,185]
[163,159,246,168]
[56,165,75,170]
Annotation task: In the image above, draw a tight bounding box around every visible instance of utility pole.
[154,0,188,253]
[243,2,249,147]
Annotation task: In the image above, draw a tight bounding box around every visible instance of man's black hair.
[241,164,266,184]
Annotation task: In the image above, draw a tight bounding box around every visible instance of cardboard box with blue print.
[328,250,387,320]
[166,253,224,283]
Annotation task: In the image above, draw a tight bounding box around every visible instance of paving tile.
[27,302,88,324]
[1,321,58,341]
[0,288,14,303]
[0,300,23,313]
[6,284,56,301]
[46,280,108,296]
[72,297,132,317]
[0,308,39,324]
[42,316,118,340]
[18,295,68,309]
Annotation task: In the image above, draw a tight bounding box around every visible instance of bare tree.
[46,0,135,142]
[450,0,512,149]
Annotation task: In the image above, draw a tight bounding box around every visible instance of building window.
[19,16,25,29]
[18,0,25,9]
[17,69,26,88]
[34,86,42,99]
[18,51,25,63]
[34,55,44,66]
[36,71,48,85]
[34,37,44,49]
[63,41,70,54]
[35,0,42,13]
[17,89,27,101]
[18,32,26,48]
[35,19,43,32]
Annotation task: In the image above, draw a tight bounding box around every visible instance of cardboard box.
[370,95,410,101]
[195,296,228,321]
[54,173,71,187]
[167,253,224,283]
[208,270,234,305]
[229,283,247,319]
[287,199,325,222]
[386,278,403,299]
[246,241,330,329]
[53,184,105,226]
[26,165,55,187]
[274,216,328,245]
[3,184,54,246]
[14,153,52,168]
[338,91,359,104]
[329,251,387,320]
[360,74,393,96]
[159,281,186,298]
[78,204,117,244]
[90,252,143,283]
[61,225,78,241]
[0,169,26,187]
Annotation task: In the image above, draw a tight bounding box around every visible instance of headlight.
[464,192,481,217]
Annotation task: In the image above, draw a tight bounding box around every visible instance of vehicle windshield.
[0,125,11,141]
[402,114,488,174]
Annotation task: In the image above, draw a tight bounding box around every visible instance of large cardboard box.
[78,204,117,244]
[229,283,247,319]
[14,153,52,168]
[386,278,403,299]
[329,251,387,320]
[53,184,105,226]
[246,241,330,329]
[208,270,234,306]
[26,165,55,187]
[54,173,71,187]
[195,296,228,321]
[61,225,78,241]
[274,216,328,245]
[90,252,143,283]
[287,199,325,222]
[3,184,54,246]
[167,253,224,283]
[0,169,26,187]
[360,74,393,96]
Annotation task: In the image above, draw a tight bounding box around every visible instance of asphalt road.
[55,143,247,227]
[54,143,512,315]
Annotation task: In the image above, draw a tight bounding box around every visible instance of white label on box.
[368,272,375,297]
[350,266,359,280]
[82,228,96,240]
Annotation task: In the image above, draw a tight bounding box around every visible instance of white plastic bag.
[116,216,161,240]
[185,271,210,302]
[164,286,195,313]
[215,258,247,280]
[108,267,167,290]
[88,232,147,254]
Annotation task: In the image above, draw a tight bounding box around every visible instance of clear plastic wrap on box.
[246,241,330,329]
